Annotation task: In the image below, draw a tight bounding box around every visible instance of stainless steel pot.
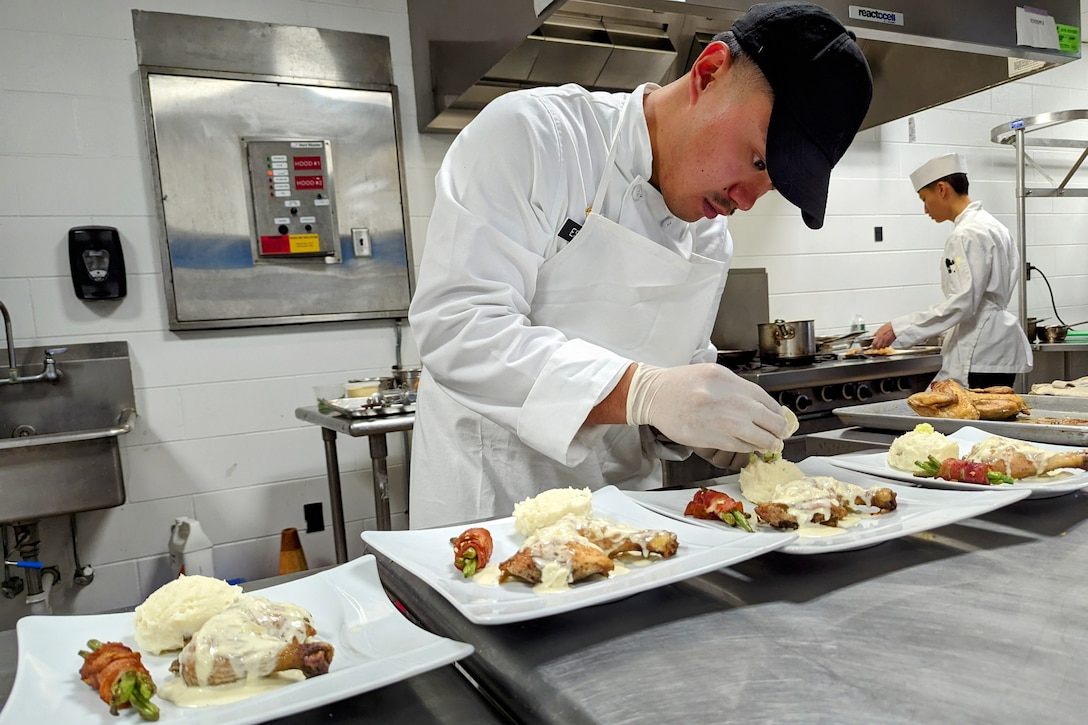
[757,319,816,363]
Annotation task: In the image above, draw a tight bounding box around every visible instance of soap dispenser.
[68,226,126,299]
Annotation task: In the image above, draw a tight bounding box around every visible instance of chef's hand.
[692,448,750,470]
[872,322,897,349]
[626,363,788,452]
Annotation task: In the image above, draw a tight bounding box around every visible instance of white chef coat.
[407,84,733,529]
[890,200,1032,384]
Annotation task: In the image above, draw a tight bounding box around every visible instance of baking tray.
[833,394,1088,446]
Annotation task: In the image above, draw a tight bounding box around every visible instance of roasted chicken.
[753,476,897,530]
[169,596,334,687]
[498,514,678,586]
[907,379,1030,420]
[965,435,1088,479]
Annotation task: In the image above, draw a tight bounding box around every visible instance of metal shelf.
[990,109,1088,391]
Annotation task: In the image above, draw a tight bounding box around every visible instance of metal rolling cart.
[991,109,1088,389]
[295,406,414,563]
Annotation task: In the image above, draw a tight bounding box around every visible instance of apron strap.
[589,92,637,215]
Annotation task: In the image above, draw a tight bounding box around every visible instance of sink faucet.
[0,299,64,385]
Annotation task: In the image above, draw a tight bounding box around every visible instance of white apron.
[410,104,725,528]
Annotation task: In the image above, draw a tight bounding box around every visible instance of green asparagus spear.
[456,548,478,577]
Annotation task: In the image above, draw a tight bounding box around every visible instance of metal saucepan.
[757,319,816,363]
[815,330,865,354]
[1042,319,1088,343]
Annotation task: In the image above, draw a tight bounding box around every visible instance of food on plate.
[907,379,1030,420]
[964,435,1088,479]
[738,452,805,503]
[498,513,678,588]
[913,456,1014,485]
[865,346,896,355]
[134,574,243,654]
[512,486,593,536]
[887,423,960,472]
[684,487,753,531]
[168,596,333,687]
[78,639,160,720]
[451,527,493,577]
[753,477,897,530]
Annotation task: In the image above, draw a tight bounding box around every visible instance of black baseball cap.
[731,2,873,229]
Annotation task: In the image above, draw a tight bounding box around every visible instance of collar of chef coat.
[605,83,691,246]
[953,199,983,225]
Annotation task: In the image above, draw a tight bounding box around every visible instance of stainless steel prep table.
[367,487,1088,724]
[295,406,414,563]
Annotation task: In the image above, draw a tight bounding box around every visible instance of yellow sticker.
[289,234,321,253]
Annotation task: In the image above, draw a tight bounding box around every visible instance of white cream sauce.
[767,477,883,530]
[180,596,314,687]
[519,514,668,592]
[159,670,304,708]
[471,564,503,587]
[966,436,1054,477]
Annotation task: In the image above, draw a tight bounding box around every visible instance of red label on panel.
[294,175,325,190]
[293,156,323,170]
[260,235,291,254]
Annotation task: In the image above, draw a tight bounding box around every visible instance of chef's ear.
[689,40,730,98]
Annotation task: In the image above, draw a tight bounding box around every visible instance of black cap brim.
[766,108,831,230]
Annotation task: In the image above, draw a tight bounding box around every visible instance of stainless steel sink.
[0,341,136,524]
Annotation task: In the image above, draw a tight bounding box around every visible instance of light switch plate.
[352,227,372,257]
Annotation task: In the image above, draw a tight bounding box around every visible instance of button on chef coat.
[408,84,733,528]
[890,200,1032,384]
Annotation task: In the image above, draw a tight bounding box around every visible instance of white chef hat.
[910,153,968,191]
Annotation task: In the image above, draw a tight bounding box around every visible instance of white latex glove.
[692,408,800,469]
[692,448,750,469]
[626,362,789,453]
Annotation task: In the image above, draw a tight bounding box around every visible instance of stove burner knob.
[819,385,837,402]
[897,377,914,391]
[776,391,813,412]
[878,378,896,394]
[856,382,873,401]
[841,382,857,400]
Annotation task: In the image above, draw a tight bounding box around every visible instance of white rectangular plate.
[624,457,1030,554]
[361,485,796,625]
[825,425,1088,499]
[0,556,473,725]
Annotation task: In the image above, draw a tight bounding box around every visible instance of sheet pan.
[833,394,1088,446]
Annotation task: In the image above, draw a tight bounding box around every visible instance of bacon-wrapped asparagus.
[451,527,493,577]
[78,639,160,720]
[914,456,1014,485]
[684,487,753,532]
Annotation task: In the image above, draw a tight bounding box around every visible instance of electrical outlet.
[304,502,324,533]
[351,228,372,258]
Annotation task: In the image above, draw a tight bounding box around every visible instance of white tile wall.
[2,0,1088,631]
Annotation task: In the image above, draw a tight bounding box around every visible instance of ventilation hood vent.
[408,0,1080,133]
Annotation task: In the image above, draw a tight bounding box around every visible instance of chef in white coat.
[407,2,873,528]
[871,153,1032,387]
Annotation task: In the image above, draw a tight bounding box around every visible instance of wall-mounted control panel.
[244,138,340,262]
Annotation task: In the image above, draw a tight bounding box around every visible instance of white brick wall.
[2,0,1088,627]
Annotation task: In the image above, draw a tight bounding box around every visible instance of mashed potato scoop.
[887,422,960,472]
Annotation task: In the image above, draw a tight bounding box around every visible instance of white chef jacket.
[407,84,733,528]
[890,201,1032,384]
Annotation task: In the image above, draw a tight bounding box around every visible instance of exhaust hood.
[408,0,1081,133]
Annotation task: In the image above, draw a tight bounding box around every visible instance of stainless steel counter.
[368,485,1088,724]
